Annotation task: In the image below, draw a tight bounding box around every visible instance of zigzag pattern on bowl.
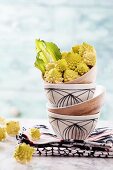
[49,116,98,140]
[45,88,95,107]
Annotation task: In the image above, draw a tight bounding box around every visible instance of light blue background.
[0,0,113,119]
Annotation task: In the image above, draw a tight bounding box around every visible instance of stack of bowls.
[44,65,106,140]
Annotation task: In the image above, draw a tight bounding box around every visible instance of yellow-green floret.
[72,45,81,54]
[30,128,41,141]
[55,59,68,72]
[61,52,68,59]
[0,127,6,141]
[46,63,55,71]
[6,121,20,136]
[77,62,89,75]
[79,42,96,56]
[83,52,96,66]
[0,117,6,125]
[14,143,35,164]
[64,52,82,70]
[44,68,63,83]
[63,70,80,82]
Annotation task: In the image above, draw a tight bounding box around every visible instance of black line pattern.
[16,126,113,158]
[49,116,98,140]
[45,88,95,107]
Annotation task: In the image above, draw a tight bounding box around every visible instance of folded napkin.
[16,125,113,158]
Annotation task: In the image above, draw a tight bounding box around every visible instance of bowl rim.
[44,82,96,89]
[47,110,100,120]
[47,85,106,110]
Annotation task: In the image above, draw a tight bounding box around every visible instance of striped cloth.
[16,125,113,158]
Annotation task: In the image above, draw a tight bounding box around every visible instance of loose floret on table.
[6,121,20,136]
[14,143,35,164]
[30,128,41,141]
[0,127,6,141]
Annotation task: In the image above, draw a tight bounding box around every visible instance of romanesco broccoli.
[76,62,89,75]
[64,52,82,70]
[6,121,20,136]
[44,68,63,83]
[55,59,68,72]
[14,143,35,164]
[30,128,41,141]
[46,63,55,71]
[79,42,96,56]
[72,45,81,54]
[63,70,80,82]
[83,52,96,66]
[61,52,68,59]
[0,127,6,141]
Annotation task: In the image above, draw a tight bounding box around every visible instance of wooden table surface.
[0,119,113,170]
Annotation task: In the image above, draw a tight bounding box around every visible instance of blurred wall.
[0,0,113,119]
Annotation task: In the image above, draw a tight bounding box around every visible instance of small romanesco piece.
[45,63,55,71]
[0,117,6,125]
[14,143,35,164]
[30,128,41,141]
[44,68,63,83]
[76,62,89,75]
[63,70,80,82]
[83,52,96,66]
[72,45,81,54]
[55,59,68,72]
[0,127,6,141]
[6,121,20,136]
[78,42,96,56]
[64,52,82,70]
[61,52,68,59]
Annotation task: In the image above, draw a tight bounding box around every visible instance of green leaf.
[35,39,61,74]
[35,39,61,62]
[34,56,45,74]
[45,41,62,61]
[35,39,49,64]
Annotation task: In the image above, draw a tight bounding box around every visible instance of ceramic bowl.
[47,85,106,116]
[44,83,96,108]
[48,111,100,140]
[65,65,97,84]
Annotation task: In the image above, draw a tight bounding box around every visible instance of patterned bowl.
[47,85,106,116]
[48,111,100,140]
[44,83,96,108]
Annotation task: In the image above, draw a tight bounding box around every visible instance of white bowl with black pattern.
[48,111,100,140]
[44,83,96,108]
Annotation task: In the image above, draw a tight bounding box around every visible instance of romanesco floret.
[46,63,55,71]
[0,117,6,125]
[30,128,41,141]
[6,121,20,136]
[64,52,82,70]
[79,42,96,56]
[63,70,80,82]
[83,52,96,66]
[55,59,68,72]
[76,62,89,75]
[14,143,35,164]
[72,45,81,54]
[61,52,68,59]
[0,127,6,141]
[44,68,63,83]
